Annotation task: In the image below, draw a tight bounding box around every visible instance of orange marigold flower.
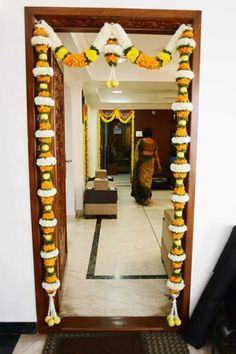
[39,166,53,173]
[38,106,51,113]
[176,127,187,137]
[63,53,87,67]
[175,144,187,151]
[170,275,182,283]
[41,180,53,190]
[42,227,55,234]
[38,137,52,144]
[35,45,49,54]
[171,248,184,256]
[41,197,54,205]
[179,47,193,54]
[172,261,183,269]
[105,54,119,65]
[174,158,188,164]
[33,27,48,37]
[45,274,57,283]
[172,218,185,226]
[172,232,184,240]
[37,76,50,83]
[179,62,190,70]
[43,243,56,252]
[173,172,187,179]
[176,111,190,118]
[176,94,189,102]
[36,61,49,67]
[39,122,51,130]
[173,202,185,210]
[39,152,52,158]
[176,78,191,86]
[174,187,186,196]
[136,53,161,70]
[42,211,54,220]
[44,258,56,267]
[182,30,194,38]
[39,91,50,97]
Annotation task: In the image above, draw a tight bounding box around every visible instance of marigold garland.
[32,20,196,328]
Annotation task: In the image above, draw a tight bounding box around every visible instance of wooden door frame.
[25,6,201,333]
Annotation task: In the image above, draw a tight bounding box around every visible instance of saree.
[131,139,155,205]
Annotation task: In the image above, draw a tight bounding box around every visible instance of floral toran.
[31,21,195,327]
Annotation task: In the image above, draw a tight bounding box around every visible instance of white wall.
[88,106,98,177]
[1,0,236,321]
[64,84,76,216]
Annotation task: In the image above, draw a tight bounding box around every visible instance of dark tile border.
[0,322,37,335]
[86,218,167,280]
[0,335,20,354]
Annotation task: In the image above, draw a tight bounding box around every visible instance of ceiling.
[58,32,179,109]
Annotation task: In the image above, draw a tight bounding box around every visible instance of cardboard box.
[95,169,107,179]
[94,178,109,190]
[161,208,174,277]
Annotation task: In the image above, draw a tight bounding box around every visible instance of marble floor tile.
[13,334,46,354]
[188,343,212,354]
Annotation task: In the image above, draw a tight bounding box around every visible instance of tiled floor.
[60,178,173,317]
[12,174,212,353]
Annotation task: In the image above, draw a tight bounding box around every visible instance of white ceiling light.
[112,90,123,94]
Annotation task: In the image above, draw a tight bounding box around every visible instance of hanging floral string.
[31,26,61,327]
[97,110,135,173]
[166,27,195,327]
[31,20,196,327]
[83,104,89,181]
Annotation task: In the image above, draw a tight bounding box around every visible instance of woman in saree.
[131,127,162,205]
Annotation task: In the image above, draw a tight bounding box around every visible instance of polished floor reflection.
[60,175,173,317]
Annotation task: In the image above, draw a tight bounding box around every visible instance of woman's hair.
[142,127,153,138]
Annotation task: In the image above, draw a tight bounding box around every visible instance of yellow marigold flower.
[158,51,171,65]
[85,49,98,62]
[176,127,187,137]
[172,218,185,226]
[173,172,187,180]
[126,47,140,63]
[39,91,50,97]
[44,258,56,267]
[170,275,182,283]
[56,46,69,61]
[179,62,190,70]
[183,30,193,38]
[175,158,188,164]
[177,94,189,102]
[172,261,183,269]
[41,180,53,190]
[172,232,184,240]
[174,186,185,195]
[176,78,191,86]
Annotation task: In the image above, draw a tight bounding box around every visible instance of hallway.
[60,182,172,317]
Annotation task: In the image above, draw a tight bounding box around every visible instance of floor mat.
[43,332,190,354]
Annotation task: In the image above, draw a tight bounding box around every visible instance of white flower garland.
[177,37,196,49]
[34,96,55,107]
[175,70,194,80]
[37,188,57,197]
[165,24,192,54]
[168,253,186,262]
[168,224,187,233]
[31,35,51,47]
[112,23,133,50]
[36,157,56,166]
[172,136,191,144]
[171,193,189,203]
[104,44,123,56]
[42,279,60,291]
[171,102,193,112]
[170,163,191,173]
[35,130,55,138]
[92,22,112,52]
[32,67,54,77]
[167,279,185,291]
[39,218,57,227]
[40,248,59,259]
[36,20,62,50]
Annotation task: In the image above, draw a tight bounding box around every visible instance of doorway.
[25,7,201,332]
